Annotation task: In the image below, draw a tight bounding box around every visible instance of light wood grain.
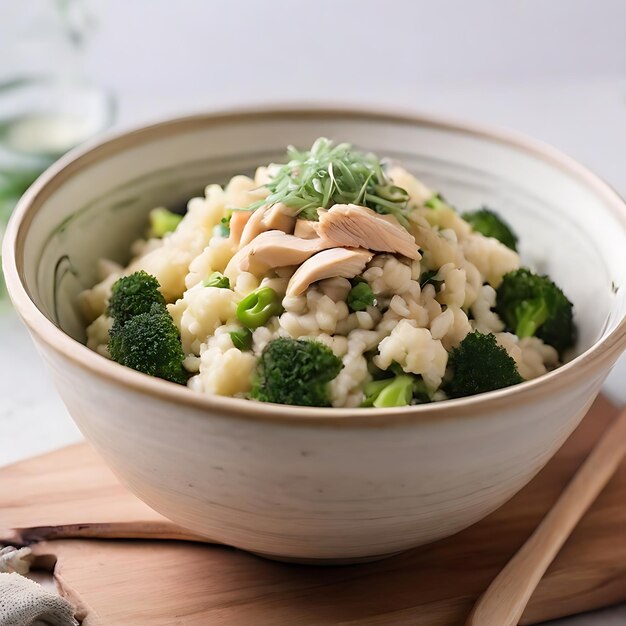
[468,406,626,626]
[1,395,626,625]
[0,443,208,544]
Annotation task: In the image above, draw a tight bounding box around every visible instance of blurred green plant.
[0,169,41,303]
[0,169,40,209]
[0,1,113,306]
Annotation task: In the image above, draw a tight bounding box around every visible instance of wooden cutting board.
[1,395,626,625]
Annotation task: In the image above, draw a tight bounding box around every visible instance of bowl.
[3,107,626,563]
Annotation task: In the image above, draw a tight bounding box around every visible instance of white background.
[82,1,626,101]
[2,2,626,624]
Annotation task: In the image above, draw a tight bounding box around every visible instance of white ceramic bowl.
[3,107,626,563]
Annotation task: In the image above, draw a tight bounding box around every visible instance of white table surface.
[1,76,625,625]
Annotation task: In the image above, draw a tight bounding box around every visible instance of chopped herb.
[148,207,183,238]
[230,327,253,351]
[216,211,232,237]
[249,138,411,227]
[424,193,450,210]
[419,269,443,292]
[203,272,230,289]
[347,281,376,312]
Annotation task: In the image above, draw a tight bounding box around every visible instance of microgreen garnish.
[249,138,411,227]
[216,211,232,237]
[419,270,443,292]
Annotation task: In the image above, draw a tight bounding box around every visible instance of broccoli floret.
[148,207,183,238]
[361,367,432,407]
[495,268,575,355]
[362,374,432,407]
[347,281,375,312]
[107,271,166,327]
[445,331,523,398]
[107,271,186,384]
[362,376,413,407]
[462,207,518,251]
[412,377,432,404]
[109,303,187,384]
[250,338,343,407]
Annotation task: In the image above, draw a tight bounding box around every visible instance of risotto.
[80,139,574,408]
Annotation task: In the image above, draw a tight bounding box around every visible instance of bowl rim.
[3,104,626,427]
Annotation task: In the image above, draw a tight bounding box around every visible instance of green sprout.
[249,138,411,226]
[203,272,230,289]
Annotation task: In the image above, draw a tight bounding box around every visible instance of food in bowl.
[80,138,574,408]
[5,108,623,563]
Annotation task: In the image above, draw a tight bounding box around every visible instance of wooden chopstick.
[467,406,626,626]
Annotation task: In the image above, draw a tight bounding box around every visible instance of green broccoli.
[107,271,166,327]
[107,271,186,384]
[148,207,183,238]
[412,377,432,404]
[250,338,343,407]
[108,303,187,384]
[361,364,432,407]
[462,207,518,251]
[362,376,412,407]
[347,281,375,312]
[495,268,575,355]
[445,331,523,398]
[361,374,431,408]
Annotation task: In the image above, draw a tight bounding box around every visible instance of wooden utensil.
[467,406,626,626]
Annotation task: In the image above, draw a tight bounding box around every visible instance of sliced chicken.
[318,204,420,260]
[228,210,253,246]
[286,248,374,296]
[225,230,336,278]
[239,202,297,247]
[294,218,322,239]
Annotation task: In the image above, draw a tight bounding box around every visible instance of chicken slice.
[228,210,253,246]
[294,218,322,239]
[286,248,374,296]
[239,202,297,247]
[318,204,420,259]
[225,230,336,278]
